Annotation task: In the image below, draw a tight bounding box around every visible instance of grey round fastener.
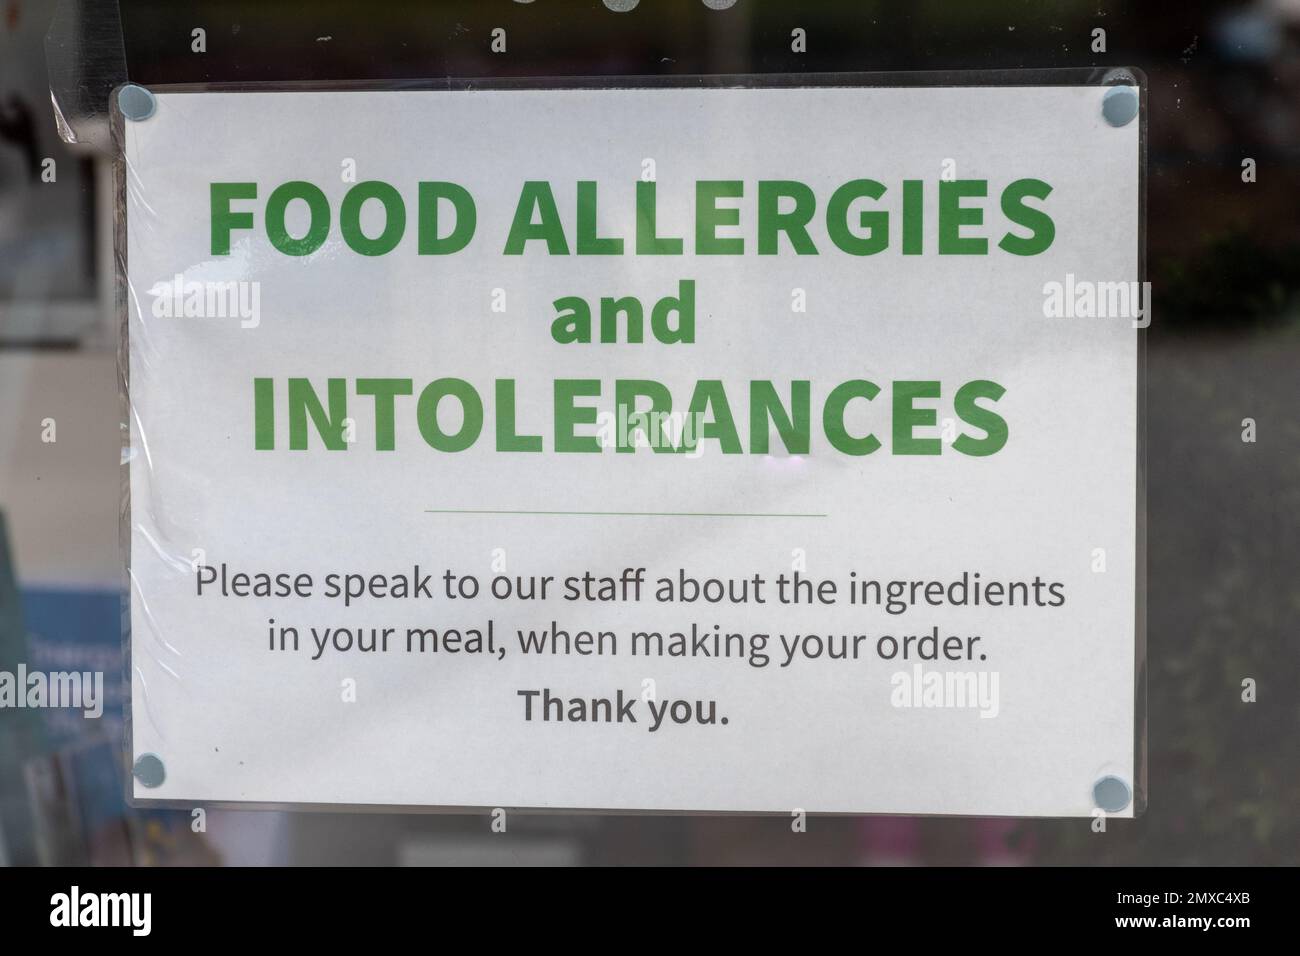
[133,753,166,788]
[1092,774,1131,812]
[118,84,157,122]
[601,0,639,11]
[1102,86,1138,128]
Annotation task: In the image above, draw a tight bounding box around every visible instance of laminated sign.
[122,81,1144,816]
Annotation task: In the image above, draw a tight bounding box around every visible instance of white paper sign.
[125,85,1140,815]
